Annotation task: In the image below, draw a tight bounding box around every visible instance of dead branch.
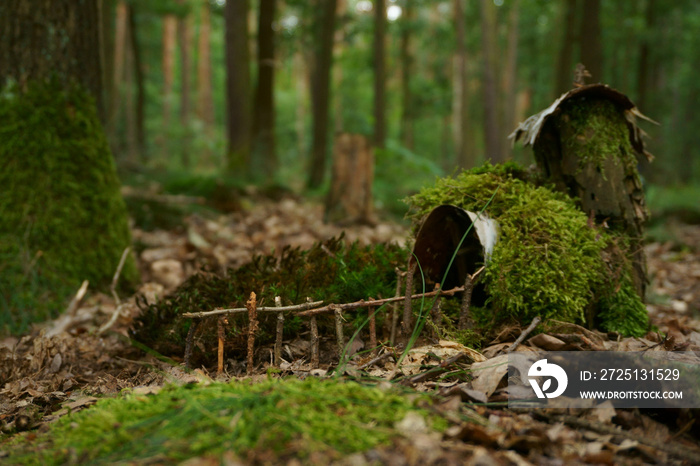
[459,266,485,330]
[217,316,227,376]
[389,268,404,346]
[181,300,323,318]
[65,280,89,317]
[296,286,464,317]
[274,296,283,367]
[184,318,200,368]
[310,318,319,369]
[111,247,130,306]
[368,306,377,356]
[402,262,417,335]
[334,308,344,355]
[506,316,542,353]
[245,292,258,376]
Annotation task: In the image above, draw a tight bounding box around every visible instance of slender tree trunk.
[480,0,503,163]
[502,0,520,136]
[579,0,602,82]
[307,0,338,189]
[636,0,655,111]
[196,0,214,126]
[400,0,414,150]
[373,0,387,149]
[555,0,578,95]
[252,0,277,175]
[225,0,252,174]
[128,4,145,162]
[294,51,308,163]
[100,0,116,128]
[162,14,177,130]
[178,6,193,167]
[110,0,128,147]
[453,0,475,169]
[334,0,347,133]
[125,17,137,164]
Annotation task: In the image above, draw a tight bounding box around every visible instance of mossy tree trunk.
[534,98,648,298]
[0,0,137,334]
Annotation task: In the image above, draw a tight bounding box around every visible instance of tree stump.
[510,84,654,299]
[325,133,375,224]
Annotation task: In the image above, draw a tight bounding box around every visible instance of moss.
[131,236,406,364]
[405,163,649,337]
[5,378,445,464]
[561,98,638,178]
[0,80,138,335]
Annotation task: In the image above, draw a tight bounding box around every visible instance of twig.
[390,268,404,346]
[184,318,200,368]
[334,308,344,355]
[458,266,485,330]
[246,292,258,376]
[368,305,377,357]
[506,316,542,353]
[182,300,323,318]
[110,247,130,306]
[217,316,227,376]
[65,280,89,317]
[310,322,319,369]
[402,261,417,335]
[296,286,464,317]
[358,349,395,370]
[429,289,442,339]
[274,296,284,367]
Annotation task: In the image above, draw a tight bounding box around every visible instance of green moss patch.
[405,163,649,337]
[5,378,445,464]
[0,80,138,335]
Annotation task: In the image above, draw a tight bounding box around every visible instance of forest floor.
[2,189,700,465]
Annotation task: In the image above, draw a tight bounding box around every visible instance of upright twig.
[110,247,130,306]
[217,316,227,376]
[334,307,344,355]
[402,262,417,336]
[458,266,485,330]
[65,280,89,317]
[390,268,403,346]
[368,305,377,357]
[309,297,320,369]
[246,292,258,376]
[274,296,284,367]
[184,318,200,368]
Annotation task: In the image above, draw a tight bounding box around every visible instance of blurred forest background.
[105,0,700,217]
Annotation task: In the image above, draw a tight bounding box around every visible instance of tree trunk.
[502,0,520,135]
[399,0,414,150]
[225,0,252,174]
[554,0,578,96]
[100,0,116,129]
[636,0,655,111]
[128,4,145,162]
[196,0,215,126]
[178,5,193,167]
[109,0,128,147]
[307,0,338,189]
[333,0,347,134]
[579,0,602,82]
[252,0,277,175]
[373,0,387,149]
[479,0,503,163]
[453,0,475,169]
[162,14,177,130]
[325,134,374,224]
[0,0,138,332]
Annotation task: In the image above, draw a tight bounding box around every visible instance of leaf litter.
[1,191,700,464]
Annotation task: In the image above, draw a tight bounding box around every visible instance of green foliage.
[131,236,406,364]
[5,378,445,464]
[405,163,649,336]
[0,80,138,335]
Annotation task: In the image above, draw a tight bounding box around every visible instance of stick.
[65,280,89,317]
[358,349,394,370]
[274,296,284,367]
[182,300,323,318]
[296,286,464,317]
[184,318,200,368]
[368,306,377,357]
[310,316,319,369]
[111,247,130,306]
[246,292,258,376]
[506,316,541,353]
[402,262,417,335]
[390,268,403,346]
[217,316,226,376]
[334,308,344,355]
